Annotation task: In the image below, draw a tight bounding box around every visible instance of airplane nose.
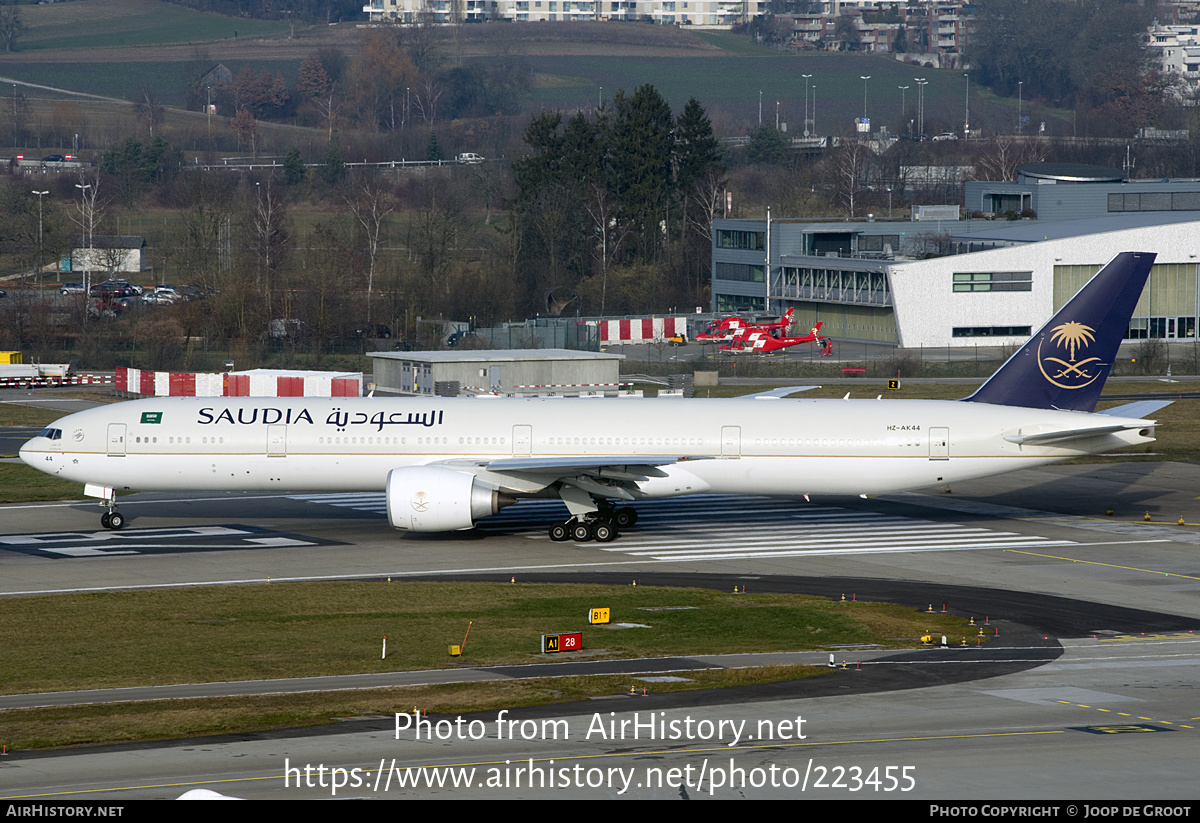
[18,434,43,468]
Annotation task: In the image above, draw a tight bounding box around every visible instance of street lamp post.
[915,78,928,140]
[898,85,909,135]
[74,182,94,299]
[31,189,47,286]
[812,84,816,136]
[1017,81,1023,133]
[801,73,812,137]
[964,72,970,138]
[860,75,871,132]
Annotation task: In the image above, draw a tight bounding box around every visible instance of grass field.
[16,0,289,52]
[0,580,967,748]
[2,581,966,694]
[5,665,825,750]
[0,0,1030,136]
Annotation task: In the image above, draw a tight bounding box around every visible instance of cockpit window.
[38,427,62,440]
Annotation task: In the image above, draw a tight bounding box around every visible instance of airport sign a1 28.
[542,632,583,654]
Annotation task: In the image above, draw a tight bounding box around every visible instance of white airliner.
[21,252,1166,542]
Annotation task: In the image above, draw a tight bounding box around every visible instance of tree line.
[511,86,725,316]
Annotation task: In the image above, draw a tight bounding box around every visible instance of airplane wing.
[483,455,687,473]
[436,454,712,505]
[739,386,822,400]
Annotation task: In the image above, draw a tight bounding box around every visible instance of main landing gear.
[547,505,638,543]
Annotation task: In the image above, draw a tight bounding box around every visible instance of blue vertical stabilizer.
[965,251,1155,412]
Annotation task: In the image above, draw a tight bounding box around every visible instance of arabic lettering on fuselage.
[196,407,445,432]
[324,408,445,432]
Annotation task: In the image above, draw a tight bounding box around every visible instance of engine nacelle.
[386,466,512,532]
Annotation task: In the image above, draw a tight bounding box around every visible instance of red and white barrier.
[595,317,687,345]
[117,367,362,397]
[0,374,114,387]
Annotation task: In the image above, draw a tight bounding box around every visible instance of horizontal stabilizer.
[1003,422,1153,446]
[1097,400,1173,419]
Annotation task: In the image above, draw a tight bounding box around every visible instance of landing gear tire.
[613,507,638,528]
[548,523,570,542]
[593,522,618,543]
[100,513,111,529]
[101,511,125,530]
[570,521,594,542]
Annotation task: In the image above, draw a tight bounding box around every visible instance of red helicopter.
[695,308,796,343]
[720,319,834,356]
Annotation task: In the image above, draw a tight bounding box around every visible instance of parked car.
[90,281,136,298]
[457,153,485,164]
[142,288,181,305]
[932,132,959,142]
[42,154,66,162]
[355,324,392,339]
[60,282,86,295]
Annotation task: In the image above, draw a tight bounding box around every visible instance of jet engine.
[386,466,515,532]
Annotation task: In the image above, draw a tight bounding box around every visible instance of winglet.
[965,252,1155,412]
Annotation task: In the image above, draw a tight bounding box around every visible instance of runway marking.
[291,493,1078,561]
[1055,700,1196,730]
[1004,549,1197,579]
[3,538,1170,597]
[0,525,344,558]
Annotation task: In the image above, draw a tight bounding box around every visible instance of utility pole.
[75,182,95,299]
[801,73,812,137]
[915,78,928,140]
[1017,80,1023,133]
[964,72,970,138]
[32,189,47,286]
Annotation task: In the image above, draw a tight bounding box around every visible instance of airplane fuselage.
[20,395,1155,500]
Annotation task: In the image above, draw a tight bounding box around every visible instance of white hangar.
[711,212,1200,348]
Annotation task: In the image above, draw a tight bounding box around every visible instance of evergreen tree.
[283,147,306,186]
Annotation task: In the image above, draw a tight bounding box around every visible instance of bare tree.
[70,173,104,293]
[345,174,396,323]
[976,136,1048,182]
[298,54,340,140]
[830,139,873,218]
[250,178,291,321]
[0,2,23,54]
[133,84,165,140]
[231,108,259,158]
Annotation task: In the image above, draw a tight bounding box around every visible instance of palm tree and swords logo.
[1037,320,1104,389]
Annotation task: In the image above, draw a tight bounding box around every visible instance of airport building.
[368,349,625,396]
[712,208,1200,348]
[963,163,1200,222]
[361,0,762,25]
